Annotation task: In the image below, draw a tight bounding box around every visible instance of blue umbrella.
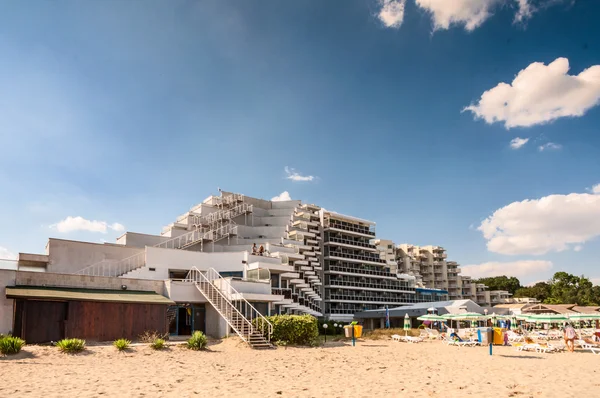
[385,306,390,329]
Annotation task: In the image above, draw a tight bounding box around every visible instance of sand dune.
[1,338,598,397]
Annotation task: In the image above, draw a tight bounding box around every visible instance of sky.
[0,0,599,285]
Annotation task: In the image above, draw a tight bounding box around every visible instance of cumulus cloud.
[285,167,316,182]
[509,137,529,149]
[464,57,600,128]
[462,260,552,279]
[0,246,17,260]
[538,142,562,151]
[415,0,502,31]
[592,184,600,194]
[478,189,600,255]
[377,0,406,28]
[51,216,126,234]
[271,191,292,202]
[591,278,600,286]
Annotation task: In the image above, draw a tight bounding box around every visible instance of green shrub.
[56,338,86,353]
[255,315,319,346]
[186,331,207,350]
[113,338,131,351]
[0,336,25,355]
[150,338,166,350]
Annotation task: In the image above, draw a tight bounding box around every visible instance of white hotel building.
[1,190,450,346]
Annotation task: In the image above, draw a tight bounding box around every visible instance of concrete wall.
[165,280,207,303]
[116,232,170,248]
[47,238,143,274]
[14,271,165,294]
[124,247,246,280]
[0,270,16,334]
[205,305,229,338]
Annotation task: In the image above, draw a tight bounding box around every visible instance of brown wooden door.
[25,300,67,343]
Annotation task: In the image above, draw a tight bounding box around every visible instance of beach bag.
[566,327,576,339]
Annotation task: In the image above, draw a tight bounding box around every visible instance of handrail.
[184,267,272,344]
[75,251,145,277]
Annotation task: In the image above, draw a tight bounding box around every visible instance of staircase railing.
[155,228,206,250]
[184,267,272,344]
[75,251,146,277]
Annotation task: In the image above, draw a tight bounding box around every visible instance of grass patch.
[113,338,131,351]
[150,338,166,350]
[186,331,207,350]
[0,335,25,355]
[56,338,86,353]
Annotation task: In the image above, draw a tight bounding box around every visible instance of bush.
[0,335,25,355]
[255,315,319,346]
[113,338,131,351]
[186,331,207,350]
[139,330,168,343]
[150,338,166,350]
[57,338,86,353]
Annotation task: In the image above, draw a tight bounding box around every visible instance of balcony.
[325,236,377,250]
[272,288,293,299]
[327,265,397,279]
[327,294,409,304]
[326,221,375,237]
[326,251,386,265]
[328,279,414,292]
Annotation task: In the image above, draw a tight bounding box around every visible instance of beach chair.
[507,331,524,343]
[391,334,402,342]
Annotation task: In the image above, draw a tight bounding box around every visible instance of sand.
[1,338,598,397]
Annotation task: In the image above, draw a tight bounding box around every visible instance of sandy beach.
[1,337,597,398]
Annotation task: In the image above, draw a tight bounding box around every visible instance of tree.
[514,282,551,302]
[546,272,598,306]
[473,276,521,295]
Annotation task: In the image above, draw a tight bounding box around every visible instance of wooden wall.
[14,299,168,343]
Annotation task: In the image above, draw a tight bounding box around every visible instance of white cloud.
[464,57,600,128]
[574,245,583,252]
[591,278,600,286]
[509,137,529,149]
[538,142,562,151]
[462,260,552,279]
[514,0,534,23]
[271,191,292,202]
[479,189,600,255]
[0,246,17,260]
[284,167,316,182]
[590,184,600,194]
[51,216,125,234]
[415,0,502,31]
[377,0,406,28]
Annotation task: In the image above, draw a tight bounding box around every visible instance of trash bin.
[493,328,506,345]
[344,325,353,338]
[354,325,363,338]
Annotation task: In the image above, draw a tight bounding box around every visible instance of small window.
[149,267,156,271]
[387,245,393,249]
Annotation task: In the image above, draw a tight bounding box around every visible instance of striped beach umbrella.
[404,313,411,336]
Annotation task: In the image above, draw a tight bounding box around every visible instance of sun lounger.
[391,334,402,342]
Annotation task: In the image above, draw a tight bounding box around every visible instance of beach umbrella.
[521,314,570,324]
[404,313,411,336]
[385,306,390,329]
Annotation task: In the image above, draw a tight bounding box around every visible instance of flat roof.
[6,286,175,305]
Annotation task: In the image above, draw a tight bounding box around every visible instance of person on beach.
[563,323,576,352]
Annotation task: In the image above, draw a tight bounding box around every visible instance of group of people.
[251,243,266,256]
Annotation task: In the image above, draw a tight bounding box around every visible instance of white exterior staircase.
[184,267,273,349]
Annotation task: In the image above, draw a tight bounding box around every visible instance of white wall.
[116,232,170,248]
[47,238,143,274]
[165,280,207,303]
[0,270,16,334]
[125,247,247,280]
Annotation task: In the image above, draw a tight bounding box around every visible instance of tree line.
[472,272,600,306]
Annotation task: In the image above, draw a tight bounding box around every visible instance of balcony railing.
[327,221,375,236]
[328,265,396,278]
[327,294,408,303]
[327,251,386,264]
[328,279,414,292]
[272,288,293,299]
[326,236,377,249]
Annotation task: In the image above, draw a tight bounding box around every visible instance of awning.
[6,286,175,305]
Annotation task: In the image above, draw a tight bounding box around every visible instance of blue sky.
[1,0,599,284]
